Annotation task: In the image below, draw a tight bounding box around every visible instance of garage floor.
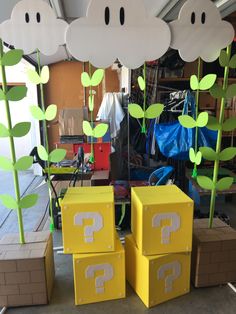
[1,171,236,314]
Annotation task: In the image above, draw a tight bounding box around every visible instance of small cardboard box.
[125,234,190,308]
[0,232,54,308]
[73,236,125,305]
[59,108,88,136]
[131,185,193,256]
[61,187,115,254]
[192,218,236,287]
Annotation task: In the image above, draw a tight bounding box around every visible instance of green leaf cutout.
[189,148,202,165]
[190,75,199,91]
[210,84,225,99]
[27,69,41,85]
[222,117,236,132]
[199,74,217,91]
[197,176,215,191]
[83,121,93,136]
[199,147,218,161]
[91,69,104,86]
[37,145,49,161]
[0,157,14,171]
[219,50,230,67]
[30,106,45,121]
[0,123,9,138]
[178,115,196,129]
[93,123,108,138]
[0,194,18,209]
[138,76,145,91]
[89,95,95,112]
[45,104,57,121]
[81,72,91,87]
[229,54,236,69]
[19,194,38,209]
[216,177,234,191]
[40,66,50,84]
[6,86,27,101]
[226,84,236,99]
[196,112,209,128]
[145,104,164,119]
[207,116,221,131]
[49,149,66,163]
[1,49,23,66]
[219,148,236,161]
[11,122,31,137]
[0,88,5,100]
[128,104,144,119]
[14,156,33,171]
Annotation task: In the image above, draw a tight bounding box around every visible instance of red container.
[73,143,111,171]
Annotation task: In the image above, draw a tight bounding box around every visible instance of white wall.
[121,66,131,94]
[0,48,41,174]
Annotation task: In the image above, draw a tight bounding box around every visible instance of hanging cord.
[142,62,147,134]
[36,49,54,232]
[192,57,202,178]
[89,62,95,163]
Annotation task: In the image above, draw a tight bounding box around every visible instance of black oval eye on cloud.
[120,7,125,26]
[191,12,195,24]
[105,7,110,25]
[25,12,30,23]
[201,12,206,24]
[36,12,41,23]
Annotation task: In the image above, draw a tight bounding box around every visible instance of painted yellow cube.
[131,185,193,255]
[125,234,190,308]
[73,236,126,305]
[61,186,115,254]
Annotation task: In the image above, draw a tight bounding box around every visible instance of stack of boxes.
[125,185,194,308]
[61,186,126,305]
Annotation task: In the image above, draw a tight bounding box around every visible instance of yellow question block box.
[61,186,115,254]
[73,236,126,305]
[131,185,193,256]
[125,234,190,308]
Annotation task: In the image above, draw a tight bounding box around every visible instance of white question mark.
[85,263,114,294]
[152,213,180,244]
[74,212,103,243]
[157,261,181,293]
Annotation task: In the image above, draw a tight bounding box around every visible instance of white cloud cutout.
[0,0,68,56]
[66,0,171,69]
[169,0,235,63]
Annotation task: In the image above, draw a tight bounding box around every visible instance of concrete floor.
[1,171,236,314]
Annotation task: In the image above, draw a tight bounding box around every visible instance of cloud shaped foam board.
[0,0,68,56]
[66,0,171,69]
[169,0,235,63]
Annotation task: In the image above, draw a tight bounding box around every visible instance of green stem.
[36,49,54,232]
[192,57,202,178]
[142,62,147,134]
[209,45,231,228]
[0,40,25,244]
[89,62,94,163]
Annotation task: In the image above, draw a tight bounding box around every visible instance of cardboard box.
[125,234,190,308]
[61,187,115,254]
[192,218,236,287]
[73,236,125,305]
[0,232,54,308]
[131,185,193,256]
[59,108,88,136]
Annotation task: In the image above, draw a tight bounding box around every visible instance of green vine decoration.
[81,65,106,163]
[0,41,38,244]
[197,46,236,228]
[179,63,217,178]
[128,63,164,134]
[27,49,66,232]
